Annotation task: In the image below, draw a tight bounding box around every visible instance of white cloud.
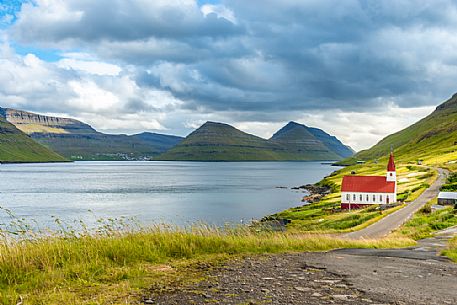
[67,80,120,111]
[57,58,121,76]
[201,4,237,23]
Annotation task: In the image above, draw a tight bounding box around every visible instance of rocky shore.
[291,183,332,203]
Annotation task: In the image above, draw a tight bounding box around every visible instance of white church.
[341,153,397,209]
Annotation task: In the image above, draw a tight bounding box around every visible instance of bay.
[0,161,335,229]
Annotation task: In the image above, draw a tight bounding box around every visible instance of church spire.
[387,151,396,172]
[386,150,396,183]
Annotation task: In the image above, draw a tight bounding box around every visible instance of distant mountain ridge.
[270,122,354,159]
[2,107,354,162]
[2,108,183,161]
[157,121,353,161]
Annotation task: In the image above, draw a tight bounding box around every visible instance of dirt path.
[344,168,449,239]
[144,227,457,304]
[144,249,457,304]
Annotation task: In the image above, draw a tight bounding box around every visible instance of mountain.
[155,121,281,161]
[342,93,457,164]
[130,132,183,151]
[3,108,183,161]
[270,122,354,159]
[156,121,353,161]
[0,110,66,163]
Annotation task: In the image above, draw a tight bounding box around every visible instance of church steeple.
[386,151,396,182]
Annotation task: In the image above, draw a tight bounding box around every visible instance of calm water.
[0,161,335,229]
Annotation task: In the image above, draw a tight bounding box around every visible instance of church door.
[386,196,390,204]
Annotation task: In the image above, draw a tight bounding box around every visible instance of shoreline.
[0,160,72,165]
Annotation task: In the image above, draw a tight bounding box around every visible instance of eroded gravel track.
[144,249,457,305]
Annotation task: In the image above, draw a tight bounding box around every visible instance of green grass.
[0,219,414,304]
[443,236,457,262]
[0,118,67,162]
[269,162,437,233]
[394,199,457,240]
[340,93,457,167]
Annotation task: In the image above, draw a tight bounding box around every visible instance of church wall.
[341,191,396,205]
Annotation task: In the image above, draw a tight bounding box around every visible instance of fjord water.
[0,161,335,229]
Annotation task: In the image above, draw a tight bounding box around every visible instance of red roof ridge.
[343,175,385,178]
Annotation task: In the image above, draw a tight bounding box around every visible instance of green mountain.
[0,110,66,163]
[156,121,353,161]
[270,122,354,159]
[342,93,457,164]
[155,121,280,161]
[3,108,183,161]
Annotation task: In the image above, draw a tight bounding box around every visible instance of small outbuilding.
[437,192,457,206]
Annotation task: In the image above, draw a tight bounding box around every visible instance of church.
[341,153,397,209]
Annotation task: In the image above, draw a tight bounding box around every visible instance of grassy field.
[0,217,414,305]
[270,161,437,232]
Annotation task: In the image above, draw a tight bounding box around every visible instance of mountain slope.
[0,111,66,162]
[130,132,183,152]
[307,127,355,158]
[3,108,183,161]
[156,121,353,161]
[343,93,457,164]
[155,122,282,161]
[270,122,353,159]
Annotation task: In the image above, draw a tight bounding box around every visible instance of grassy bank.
[393,199,457,240]
[270,162,437,233]
[0,223,414,304]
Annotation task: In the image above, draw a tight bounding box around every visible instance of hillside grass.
[270,162,437,232]
[339,95,457,168]
[0,222,414,304]
[0,118,67,163]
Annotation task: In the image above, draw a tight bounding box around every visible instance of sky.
[1,1,456,151]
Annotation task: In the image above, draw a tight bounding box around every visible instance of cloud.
[57,58,121,76]
[12,0,242,44]
[2,0,457,149]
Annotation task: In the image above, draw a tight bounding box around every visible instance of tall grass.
[394,200,457,240]
[443,237,457,262]
[0,209,414,304]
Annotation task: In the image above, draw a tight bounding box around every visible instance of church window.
[346,194,350,201]
[360,194,363,201]
[353,194,356,201]
[366,195,369,201]
[380,195,383,202]
[373,195,376,201]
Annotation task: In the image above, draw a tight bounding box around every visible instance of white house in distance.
[341,153,397,209]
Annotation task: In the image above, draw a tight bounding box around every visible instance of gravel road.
[145,248,457,304]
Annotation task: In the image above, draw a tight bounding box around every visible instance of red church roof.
[341,176,396,193]
[387,153,396,171]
